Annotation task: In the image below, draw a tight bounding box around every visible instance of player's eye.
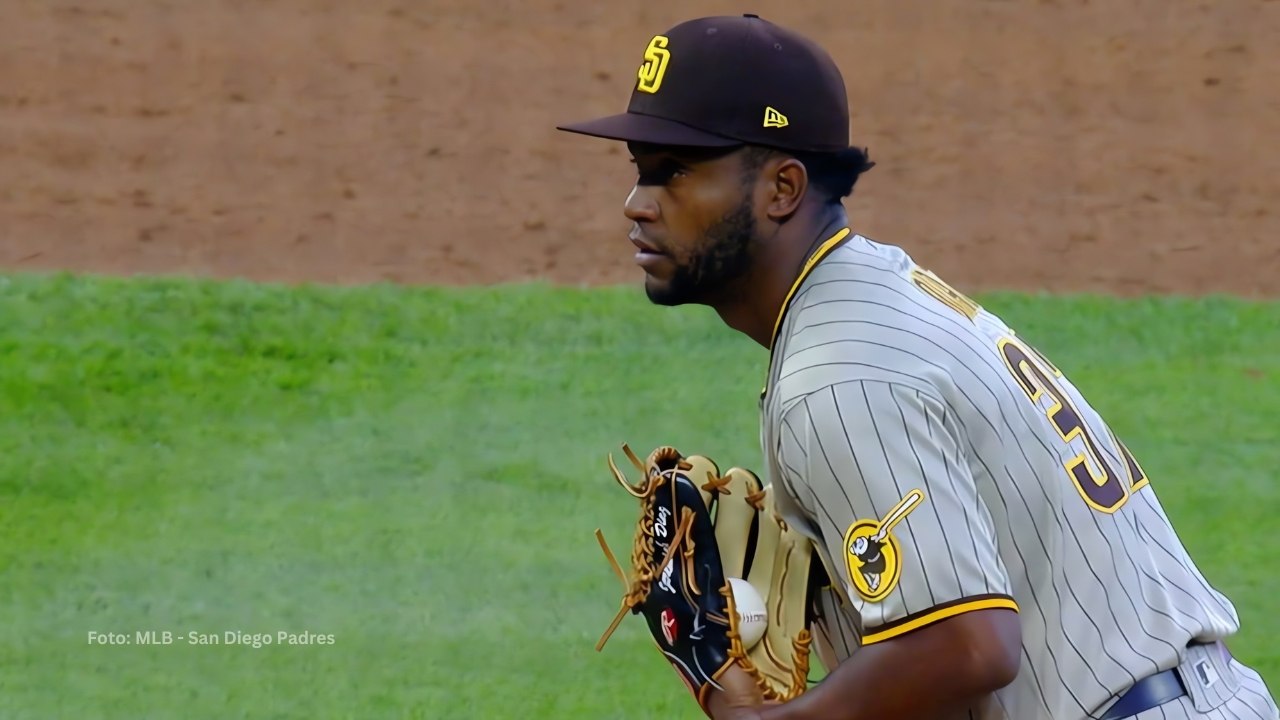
[630,157,687,186]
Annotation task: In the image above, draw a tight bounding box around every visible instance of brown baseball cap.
[557,14,851,153]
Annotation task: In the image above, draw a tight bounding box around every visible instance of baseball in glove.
[593,443,817,715]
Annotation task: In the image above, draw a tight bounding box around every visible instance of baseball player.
[558,13,1279,720]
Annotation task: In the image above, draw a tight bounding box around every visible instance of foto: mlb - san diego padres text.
[87,630,335,647]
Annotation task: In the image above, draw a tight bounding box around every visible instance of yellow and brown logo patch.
[843,489,925,602]
[636,35,671,94]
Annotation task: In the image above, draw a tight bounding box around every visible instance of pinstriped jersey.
[759,229,1242,720]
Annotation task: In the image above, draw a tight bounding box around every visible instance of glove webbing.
[594,445,698,652]
[593,444,755,652]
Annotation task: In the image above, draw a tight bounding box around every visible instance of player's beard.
[644,198,759,307]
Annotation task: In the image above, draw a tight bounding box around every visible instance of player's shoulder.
[787,233,1015,340]
[782,234,988,345]
[797,233,915,292]
[788,235,969,321]
[772,235,1009,404]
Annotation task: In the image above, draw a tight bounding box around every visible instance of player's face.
[623,143,762,306]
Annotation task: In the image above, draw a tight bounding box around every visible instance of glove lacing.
[720,581,812,701]
[594,444,812,703]
[594,445,695,652]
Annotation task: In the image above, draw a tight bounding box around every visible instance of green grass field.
[1,272,1276,719]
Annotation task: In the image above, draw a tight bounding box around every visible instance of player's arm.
[735,605,1020,720]
[711,607,1019,720]
[721,380,1022,720]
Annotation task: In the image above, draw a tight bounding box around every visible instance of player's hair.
[742,145,876,204]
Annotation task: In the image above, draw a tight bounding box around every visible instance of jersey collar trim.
[768,227,852,350]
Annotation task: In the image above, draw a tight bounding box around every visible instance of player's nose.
[623,185,659,223]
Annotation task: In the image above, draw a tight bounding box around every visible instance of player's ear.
[764,156,807,221]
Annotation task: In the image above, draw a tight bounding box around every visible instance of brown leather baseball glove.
[594,443,818,716]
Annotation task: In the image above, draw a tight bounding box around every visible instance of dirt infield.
[2,1,1277,296]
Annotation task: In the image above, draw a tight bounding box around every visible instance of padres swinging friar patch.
[843,489,926,602]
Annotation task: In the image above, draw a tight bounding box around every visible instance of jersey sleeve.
[777,380,1018,645]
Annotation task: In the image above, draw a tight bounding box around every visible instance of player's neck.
[711,206,850,349]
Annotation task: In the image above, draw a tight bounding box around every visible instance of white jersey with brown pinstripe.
[757,229,1276,719]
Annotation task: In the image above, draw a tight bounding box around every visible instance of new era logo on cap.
[763,107,789,128]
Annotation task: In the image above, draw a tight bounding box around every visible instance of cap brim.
[556,112,741,148]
